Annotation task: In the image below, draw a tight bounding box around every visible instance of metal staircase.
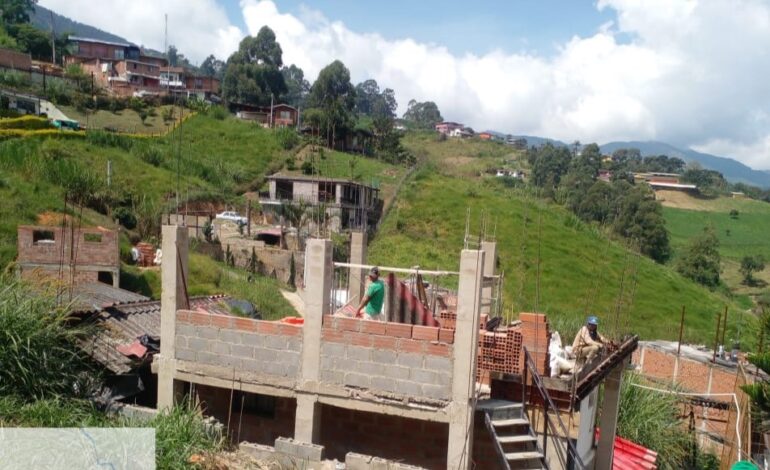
[481,400,547,470]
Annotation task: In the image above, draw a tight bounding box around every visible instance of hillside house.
[634,172,698,194]
[478,132,493,140]
[435,121,464,135]
[160,66,220,99]
[16,225,120,287]
[449,127,474,138]
[233,103,298,127]
[260,174,382,232]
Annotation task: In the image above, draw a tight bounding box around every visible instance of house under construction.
[152,225,641,469]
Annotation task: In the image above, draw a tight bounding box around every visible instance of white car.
[215,211,248,225]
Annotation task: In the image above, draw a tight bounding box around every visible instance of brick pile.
[517,312,551,376]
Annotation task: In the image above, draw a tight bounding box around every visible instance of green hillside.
[369,136,756,346]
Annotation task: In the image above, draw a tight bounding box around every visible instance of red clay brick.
[258,321,280,335]
[277,323,301,336]
[176,310,191,323]
[360,320,387,336]
[189,311,211,326]
[439,328,455,344]
[322,329,346,343]
[233,317,258,332]
[349,332,373,347]
[371,335,398,350]
[519,312,547,323]
[210,314,234,329]
[322,315,334,329]
[425,342,451,357]
[412,325,439,342]
[385,323,413,338]
[399,338,425,353]
[335,317,361,332]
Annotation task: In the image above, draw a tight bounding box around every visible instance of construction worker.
[357,267,385,321]
[572,316,607,363]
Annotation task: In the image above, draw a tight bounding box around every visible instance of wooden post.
[677,306,686,356]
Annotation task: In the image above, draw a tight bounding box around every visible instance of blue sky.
[221,0,615,57]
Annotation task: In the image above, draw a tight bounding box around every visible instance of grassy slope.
[369,134,755,345]
[663,194,770,297]
[59,105,186,134]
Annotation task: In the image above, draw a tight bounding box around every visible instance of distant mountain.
[600,141,770,189]
[31,5,130,44]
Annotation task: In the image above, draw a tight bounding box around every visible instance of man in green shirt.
[357,267,385,320]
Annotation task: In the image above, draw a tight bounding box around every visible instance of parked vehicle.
[215,211,248,225]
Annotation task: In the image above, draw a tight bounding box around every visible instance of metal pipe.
[333,262,459,276]
[722,305,728,348]
[677,305,686,356]
[713,311,722,362]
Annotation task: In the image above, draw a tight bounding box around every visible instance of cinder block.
[187,337,209,352]
[240,332,262,347]
[336,357,359,372]
[397,352,424,368]
[231,344,254,359]
[393,463,428,470]
[394,380,423,396]
[241,359,265,373]
[219,329,242,344]
[274,437,325,461]
[344,372,372,388]
[265,334,288,350]
[356,361,385,376]
[177,324,197,337]
[371,376,396,392]
[277,351,300,365]
[214,354,240,368]
[197,326,219,340]
[175,348,196,362]
[370,457,393,470]
[240,442,277,461]
[383,365,410,380]
[210,341,231,355]
[175,335,187,349]
[320,370,344,383]
[424,355,451,372]
[197,351,218,365]
[347,345,372,362]
[422,384,450,400]
[410,369,437,384]
[254,348,277,362]
[372,349,397,364]
[286,336,302,352]
[345,452,373,470]
[322,342,346,358]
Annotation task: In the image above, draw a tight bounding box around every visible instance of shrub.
[276,127,300,150]
[208,105,227,120]
[113,206,137,229]
[128,97,145,113]
[161,107,175,122]
[0,115,53,130]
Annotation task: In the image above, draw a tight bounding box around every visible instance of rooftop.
[68,36,136,49]
[267,173,378,188]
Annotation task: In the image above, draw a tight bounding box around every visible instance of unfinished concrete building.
[154,225,638,469]
[16,225,120,287]
[261,174,382,232]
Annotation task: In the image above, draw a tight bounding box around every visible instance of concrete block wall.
[320,316,454,400]
[175,310,302,378]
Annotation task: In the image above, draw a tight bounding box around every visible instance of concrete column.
[295,238,332,442]
[480,241,497,315]
[447,249,485,470]
[595,362,625,470]
[157,225,188,411]
[575,388,599,468]
[347,231,367,305]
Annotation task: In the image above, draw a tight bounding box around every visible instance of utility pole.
[270,94,274,128]
[50,10,56,65]
[107,160,112,187]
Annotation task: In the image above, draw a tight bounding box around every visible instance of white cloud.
[40,0,770,169]
[39,0,242,63]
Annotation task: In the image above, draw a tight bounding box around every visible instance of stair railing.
[522,347,586,470]
[483,412,513,470]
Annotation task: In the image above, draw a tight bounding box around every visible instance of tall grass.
[0,279,99,399]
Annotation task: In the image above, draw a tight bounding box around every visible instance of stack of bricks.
[476,328,521,383]
[518,312,551,376]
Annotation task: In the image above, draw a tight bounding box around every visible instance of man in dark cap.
[357,266,385,320]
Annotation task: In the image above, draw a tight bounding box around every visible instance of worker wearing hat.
[357,266,385,321]
[572,316,607,363]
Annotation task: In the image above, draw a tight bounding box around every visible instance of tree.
[529,143,572,190]
[200,54,225,79]
[0,0,37,25]
[281,64,310,108]
[307,60,356,148]
[740,255,766,286]
[167,45,179,67]
[402,100,443,128]
[571,143,602,179]
[222,27,287,106]
[676,227,721,288]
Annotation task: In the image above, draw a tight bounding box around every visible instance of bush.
[136,145,163,166]
[208,105,227,120]
[128,97,145,113]
[113,206,137,229]
[161,107,175,122]
[276,127,300,150]
[0,115,53,130]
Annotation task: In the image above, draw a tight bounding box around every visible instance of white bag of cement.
[549,331,575,377]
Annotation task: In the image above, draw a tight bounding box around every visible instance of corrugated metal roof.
[79,295,233,374]
[70,283,150,313]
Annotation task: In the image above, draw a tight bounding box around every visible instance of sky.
[38,0,770,170]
